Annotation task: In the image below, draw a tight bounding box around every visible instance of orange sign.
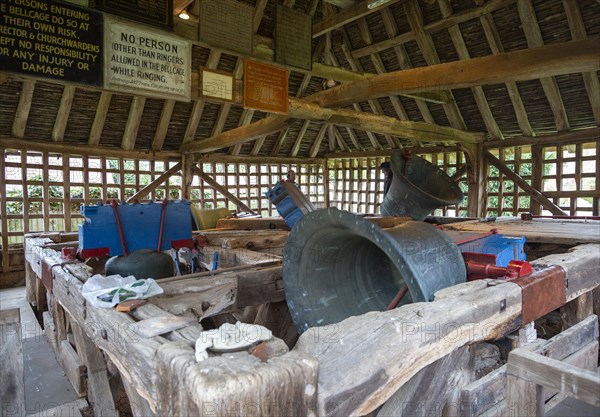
[243,60,288,114]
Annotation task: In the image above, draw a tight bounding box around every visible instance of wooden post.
[530,144,543,215]
[181,154,194,201]
[463,143,486,218]
[0,309,25,417]
[505,374,543,417]
[71,319,118,417]
[0,149,10,273]
[561,291,594,330]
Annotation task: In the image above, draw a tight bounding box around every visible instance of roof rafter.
[404,0,467,131]
[12,79,35,138]
[52,85,76,142]
[517,0,570,131]
[438,0,503,139]
[562,0,600,124]
[351,0,517,59]
[479,13,535,136]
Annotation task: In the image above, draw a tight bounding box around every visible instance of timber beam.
[484,127,600,149]
[181,99,483,154]
[313,38,600,108]
[325,145,460,158]
[0,138,180,160]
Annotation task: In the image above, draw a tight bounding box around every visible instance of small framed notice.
[200,68,234,102]
[243,60,288,115]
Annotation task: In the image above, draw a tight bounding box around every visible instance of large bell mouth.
[283,209,466,333]
[380,151,464,220]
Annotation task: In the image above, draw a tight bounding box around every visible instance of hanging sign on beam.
[104,17,191,101]
[200,68,235,103]
[275,5,312,71]
[243,60,289,115]
[199,0,253,55]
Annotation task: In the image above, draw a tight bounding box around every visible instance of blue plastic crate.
[265,181,305,228]
[78,200,193,256]
[458,233,526,267]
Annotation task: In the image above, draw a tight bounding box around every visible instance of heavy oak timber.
[126,162,182,202]
[518,0,570,131]
[0,138,180,160]
[152,99,176,151]
[180,114,290,154]
[288,99,484,144]
[121,96,147,151]
[192,165,256,214]
[563,0,600,124]
[88,91,113,146]
[12,79,35,138]
[484,151,567,215]
[52,85,76,142]
[351,0,518,58]
[313,38,600,108]
[294,279,523,416]
[479,12,534,136]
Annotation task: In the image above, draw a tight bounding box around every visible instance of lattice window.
[190,162,325,217]
[424,152,469,217]
[329,152,468,216]
[541,141,599,216]
[328,157,386,214]
[485,147,534,217]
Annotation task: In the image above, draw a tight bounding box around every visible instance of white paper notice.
[104,17,191,100]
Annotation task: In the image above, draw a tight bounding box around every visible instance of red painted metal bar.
[157,198,168,252]
[111,199,128,256]
[386,284,409,310]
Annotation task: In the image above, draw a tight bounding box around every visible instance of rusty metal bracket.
[512,265,566,325]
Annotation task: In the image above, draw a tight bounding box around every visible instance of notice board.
[199,0,253,55]
[0,0,103,86]
[244,60,288,115]
[104,17,191,101]
[275,5,312,71]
